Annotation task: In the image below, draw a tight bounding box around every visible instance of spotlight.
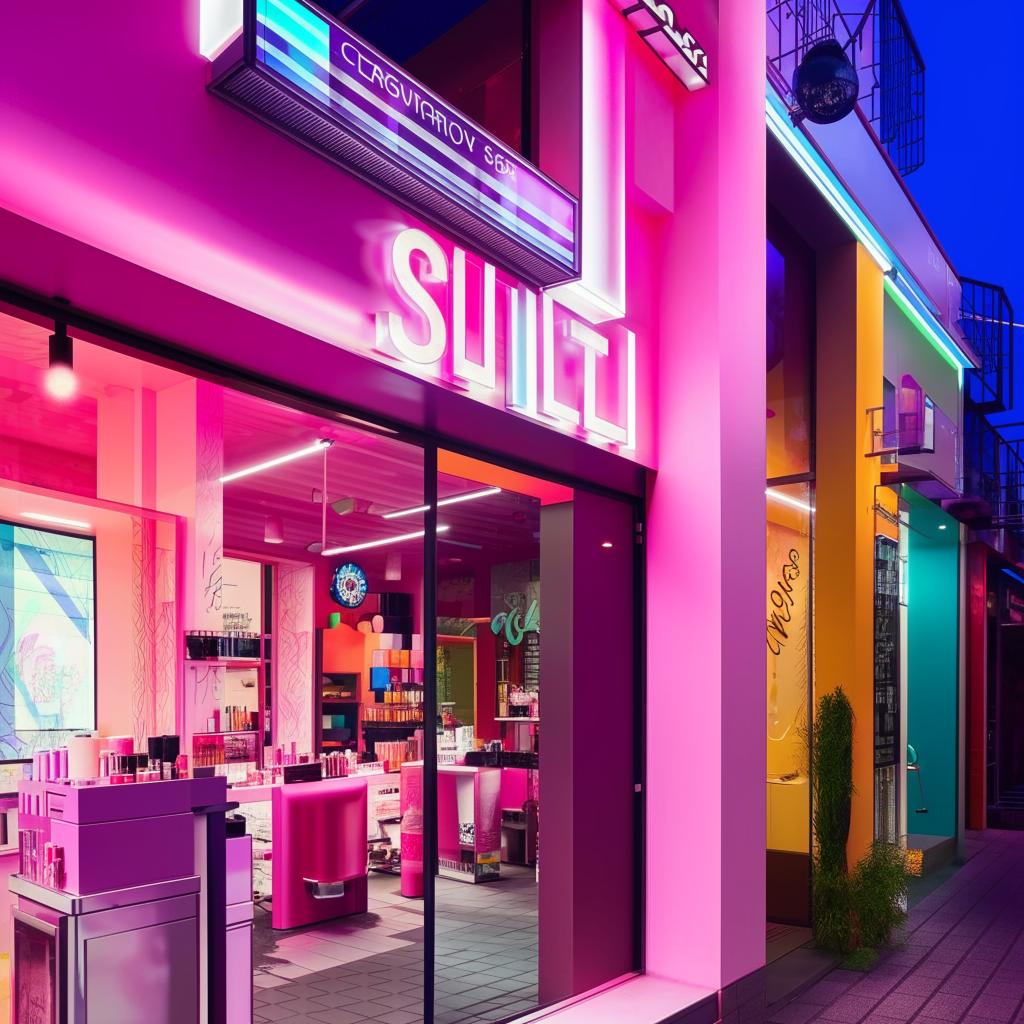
[46,322,77,400]
[264,516,285,545]
[792,39,859,125]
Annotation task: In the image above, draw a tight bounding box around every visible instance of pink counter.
[271,777,368,929]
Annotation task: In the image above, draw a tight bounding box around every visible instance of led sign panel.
[210,0,579,286]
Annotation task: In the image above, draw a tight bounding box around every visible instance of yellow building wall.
[814,243,884,867]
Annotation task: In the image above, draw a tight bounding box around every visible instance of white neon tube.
[321,524,450,556]
[21,512,92,530]
[382,487,501,519]
[766,488,815,514]
[220,439,332,483]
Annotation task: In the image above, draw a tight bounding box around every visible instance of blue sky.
[899,0,1024,423]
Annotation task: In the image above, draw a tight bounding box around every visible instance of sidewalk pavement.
[768,831,1024,1024]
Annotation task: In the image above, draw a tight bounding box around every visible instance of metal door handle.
[303,878,346,899]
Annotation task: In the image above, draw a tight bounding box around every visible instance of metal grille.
[961,278,1015,414]
[767,0,926,176]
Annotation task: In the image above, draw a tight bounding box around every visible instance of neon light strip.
[220,439,331,483]
[321,524,450,556]
[382,487,502,519]
[257,0,575,256]
[257,34,574,265]
[767,88,974,377]
[20,512,92,530]
[766,488,814,514]
[1002,567,1024,587]
[883,276,968,379]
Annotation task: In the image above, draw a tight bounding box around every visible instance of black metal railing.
[766,0,926,175]
[961,278,1015,414]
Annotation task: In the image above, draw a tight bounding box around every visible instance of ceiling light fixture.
[382,487,502,519]
[601,541,613,549]
[766,488,815,514]
[220,438,333,483]
[264,516,285,544]
[21,512,92,530]
[46,322,77,400]
[321,524,450,557]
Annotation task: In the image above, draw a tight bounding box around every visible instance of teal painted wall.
[905,488,959,838]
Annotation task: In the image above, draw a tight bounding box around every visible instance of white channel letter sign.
[614,1,709,90]
[376,229,636,452]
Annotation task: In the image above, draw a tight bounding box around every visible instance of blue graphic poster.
[0,522,95,759]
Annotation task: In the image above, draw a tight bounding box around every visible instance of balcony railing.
[961,278,1015,414]
[766,0,925,175]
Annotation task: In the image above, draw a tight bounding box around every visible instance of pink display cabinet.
[437,766,501,883]
[9,777,235,1024]
[271,777,368,929]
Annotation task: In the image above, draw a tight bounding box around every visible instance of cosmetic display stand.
[9,776,247,1024]
[437,765,501,883]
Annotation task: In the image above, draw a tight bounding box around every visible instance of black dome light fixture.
[791,1,877,125]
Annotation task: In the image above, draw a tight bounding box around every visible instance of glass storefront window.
[766,229,814,480]
[0,303,638,1022]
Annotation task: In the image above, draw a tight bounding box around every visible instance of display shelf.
[192,729,259,737]
[183,658,262,667]
[495,716,540,723]
[363,720,424,729]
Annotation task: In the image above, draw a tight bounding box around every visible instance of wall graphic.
[766,507,810,854]
[276,563,314,753]
[0,522,95,759]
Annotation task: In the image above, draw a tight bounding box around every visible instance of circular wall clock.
[330,562,368,608]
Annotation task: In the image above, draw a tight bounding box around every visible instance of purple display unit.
[10,776,244,1024]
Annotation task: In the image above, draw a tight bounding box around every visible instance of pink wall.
[644,0,767,992]
[0,0,769,1008]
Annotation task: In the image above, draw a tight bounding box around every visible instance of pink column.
[156,379,225,742]
[275,563,314,753]
[645,0,767,996]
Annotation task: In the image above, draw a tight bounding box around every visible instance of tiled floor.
[768,831,1024,1024]
[254,866,538,1024]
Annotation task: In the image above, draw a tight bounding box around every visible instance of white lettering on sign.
[376,228,636,451]
[618,1,709,90]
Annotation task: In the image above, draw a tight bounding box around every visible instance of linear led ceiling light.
[382,487,502,519]
[767,88,975,377]
[220,438,333,483]
[321,524,450,557]
[766,488,815,514]
[767,89,892,274]
[883,273,972,378]
[21,512,92,530]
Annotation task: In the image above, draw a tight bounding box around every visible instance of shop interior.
[0,306,572,1024]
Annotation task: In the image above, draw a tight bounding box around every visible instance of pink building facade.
[0,1,766,1022]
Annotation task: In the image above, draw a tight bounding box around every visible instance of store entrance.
[0,303,638,1023]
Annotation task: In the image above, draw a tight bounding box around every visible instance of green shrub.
[841,947,880,972]
[813,866,853,954]
[813,689,854,874]
[851,842,909,948]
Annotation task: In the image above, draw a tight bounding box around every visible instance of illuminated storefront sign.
[209,0,578,286]
[613,1,709,90]
[376,229,637,452]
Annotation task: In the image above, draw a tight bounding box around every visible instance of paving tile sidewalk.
[768,831,1024,1024]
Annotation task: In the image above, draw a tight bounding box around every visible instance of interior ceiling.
[0,310,542,573]
[220,388,541,567]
